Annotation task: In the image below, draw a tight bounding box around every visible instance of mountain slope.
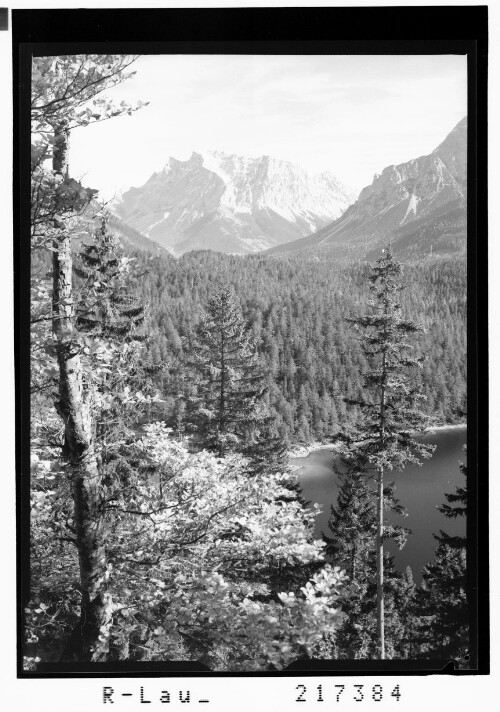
[107,213,167,255]
[111,151,356,255]
[69,201,168,255]
[267,117,467,261]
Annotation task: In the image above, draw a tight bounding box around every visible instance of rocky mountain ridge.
[111,150,356,255]
[266,117,467,261]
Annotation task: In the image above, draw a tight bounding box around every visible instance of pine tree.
[185,286,302,595]
[385,563,417,659]
[73,216,154,489]
[187,283,267,457]
[324,470,376,657]
[418,451,468,663]
[337,246,435,659]
[242,417,289,477]
[324,469,415,659]
[325,471,375,584]
[74,215,146,340]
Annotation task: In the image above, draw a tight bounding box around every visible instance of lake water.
[291,427,467,582]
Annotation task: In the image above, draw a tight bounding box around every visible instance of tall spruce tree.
[187,284,267,457]
[336,246,434,659]
[74,215,146,340]
[390,565,418,659]
[324,470,376,657]
[418,451,468,663]
[326,471,375,584]
[73,216,155,490]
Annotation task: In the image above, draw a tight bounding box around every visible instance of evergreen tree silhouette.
[332,246,434,658]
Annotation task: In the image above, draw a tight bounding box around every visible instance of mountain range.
[266,117,467,261]
[107,117,467,262]
[110,151,356,255]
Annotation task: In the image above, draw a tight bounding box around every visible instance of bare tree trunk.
[52,123,112,662]
[376,465,385,660]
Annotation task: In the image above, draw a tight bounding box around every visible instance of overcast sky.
[68,54,467,201]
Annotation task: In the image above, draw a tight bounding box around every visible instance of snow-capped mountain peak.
[111,150,356,255]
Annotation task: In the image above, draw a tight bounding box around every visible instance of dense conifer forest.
[113,249,467,444]
[32,245,467,445]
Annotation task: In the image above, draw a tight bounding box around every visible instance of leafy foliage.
[28,422,348,669]
[31,55,145,248]
[31,54,144,132]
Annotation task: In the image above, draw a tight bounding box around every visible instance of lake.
[291,426,467,582]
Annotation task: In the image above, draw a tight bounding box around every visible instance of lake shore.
[425,422,467,432]
[288,422,467,460]
[288,442,336,459]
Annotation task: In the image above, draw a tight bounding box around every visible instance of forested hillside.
[126,250,467,444]
[32,245,467,443]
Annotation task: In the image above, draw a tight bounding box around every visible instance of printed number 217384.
[295,684,402,703]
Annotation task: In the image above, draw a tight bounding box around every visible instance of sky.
[69,54,467,202]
